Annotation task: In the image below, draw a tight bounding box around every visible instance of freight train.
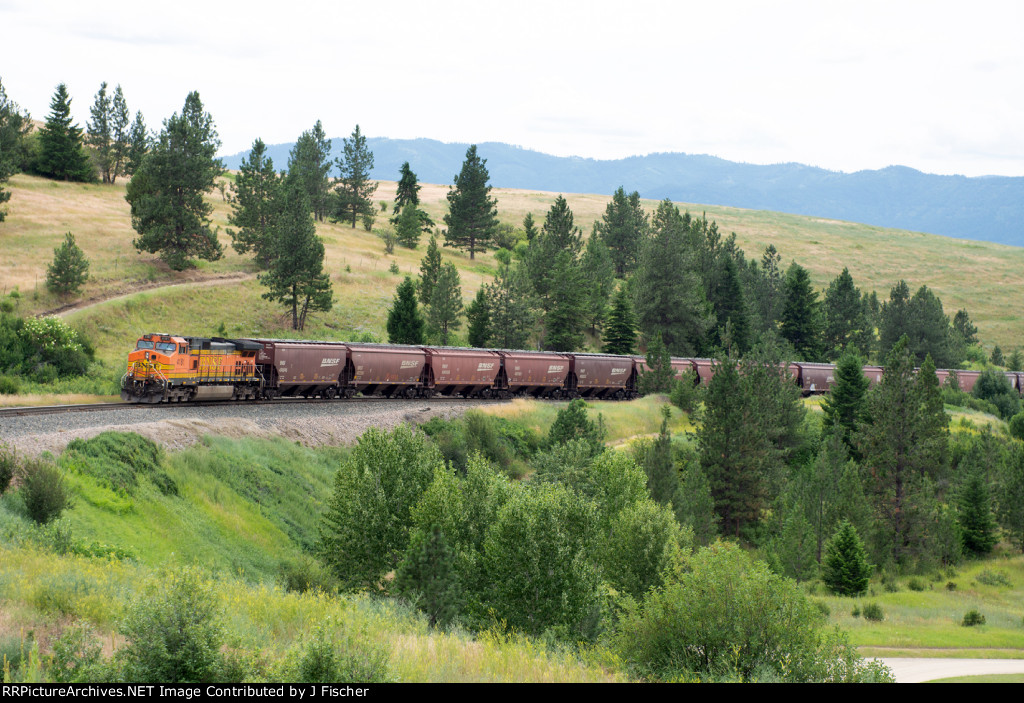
[120,332,1003,404]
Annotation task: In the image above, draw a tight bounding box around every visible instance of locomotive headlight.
[145,352,150,360]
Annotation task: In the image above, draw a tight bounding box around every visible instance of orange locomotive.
[121,333,263,403]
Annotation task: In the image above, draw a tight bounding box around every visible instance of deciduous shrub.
[117,567,229,683]
[962,609,986,627]
[862,603,884,621]
[20,458,70,524]
[0,442,15,494]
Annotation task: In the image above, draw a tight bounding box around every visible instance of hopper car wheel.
[404,386,417,399]
[324,387,338,400]
[343,388,355,399]
[615,389,625,401]
[481,389,492,399]
[421,389,434,399]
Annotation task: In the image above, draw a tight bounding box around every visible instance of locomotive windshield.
[135,341,154,350]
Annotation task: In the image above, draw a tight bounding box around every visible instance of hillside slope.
[1,173,1022,369]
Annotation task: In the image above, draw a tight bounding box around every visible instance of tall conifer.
[443,145,497,259]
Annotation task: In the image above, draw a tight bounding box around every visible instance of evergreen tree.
[37,83,94,182]
[633,200,712,356]
[387,276,425,344]
[698,355,772,537]
[822,268,871,359]
[638,332,674,395]
[856,337,950,566]
[957,467,998,556]
[779,262,822,361]
[392,161,434,230]
[288,121,333,222]
[258,176,333,330]
[752,244,785,333]
[635,407,683,511]
[951,308,978,362]
[426,262,463,345]
[0,79,32,222]
[443,145,497,259]
[394,202,423,249]
[580,232,615,334]
[991,345,1005,367]
[45,232,89,298]
[904,285,955,368]
[595,186,648,276]
[548,399,605,455]
[773,503,819,583]
[522,212,538,242]
[878,280,911,358]
[601,287,638,355]
[334,124,377,227]
[1008,349,1023,372]
[820,347,871,449]
[465,287,491,349]
[822,521,872,596]
[124,111,151,177]
[227,138,283,268]
[394,526,462,628]
[418,235,442,305]
[675,452,719,545]
[526,195,586,351]
[87,82,130,185]
[997,443,1024,552]
[126,91,223,271]
[486,261,534,349]
[708,255,750,354]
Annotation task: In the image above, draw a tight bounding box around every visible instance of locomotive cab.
[122,333,190,403]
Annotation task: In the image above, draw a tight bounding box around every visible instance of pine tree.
[773,503,819,583]
[638,332,674,395]
[387,276,425,344]
[392,161,434,230]
[443,145,497,259]
[522,212,538,241]
[580,232,616,334]
[601,287,638,355]
[288,121,333,222]
[45,232,89,298]
[708,255,750,354]
[334,124,377,227]
[904,285,956,368]
[822,520,872,596]
[126,92,223,271]
[258,176,332,330]
[227,138,283,268]
[822,268,871,359]
[526,195,586,351]
[37,84,94,182]
[637,407,683,510]
[958,468,998,556]
[465,287,491,348]
[1009,349,1024,372]
[124,111,151,177]
[820,347,871,449]
[595,186,648,276]
[991,345,1005,367]
[426,262,463,346]
[486,261,534,349]
[0,79,32,222]
[878,280,911,358]
[87,82,131,185]
[394,202,423,249]
[779,262,822,361]
[633,200,712,356]
[418,235,442,306]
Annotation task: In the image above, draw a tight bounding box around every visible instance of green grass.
[818,555,1024,652]
[927,673,1024,682]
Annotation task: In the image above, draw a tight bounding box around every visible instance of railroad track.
[0,395,505,419]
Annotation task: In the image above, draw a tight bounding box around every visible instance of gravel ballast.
[0,400,489,457]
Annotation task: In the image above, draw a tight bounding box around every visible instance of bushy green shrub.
[62,431,167,495]
[117,567,229,683]
[0,442,15,495]
[0,373,20,394]
[976,570,1012,587]
[1009,412,1024,441]
[616,542,886,682]
[907,578,926,592]
[548,399,605,455]
[278,556,337,594]
[50,622,104,683]
[668,371,703,413]
[962,609,986,627]
[862,603,884,621]
[284,625,393,683]
[20,458,70,524]
[972,368,1021,419]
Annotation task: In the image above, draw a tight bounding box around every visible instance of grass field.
[3,172,1024,373]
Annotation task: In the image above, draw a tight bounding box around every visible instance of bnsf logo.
[548,365,565,373]
[611,368,627,376]
[321,358,341,367]
[477,362,495,371]
[400,360,419,369]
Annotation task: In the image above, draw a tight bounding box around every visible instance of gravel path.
[0,399,488,456]
[880,657,1024,683]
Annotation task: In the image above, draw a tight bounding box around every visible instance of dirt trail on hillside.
[41,272,255,318]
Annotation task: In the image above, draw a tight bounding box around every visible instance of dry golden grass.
[3,172,1024,358]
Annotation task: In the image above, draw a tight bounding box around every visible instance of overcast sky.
[2,0,1022,177]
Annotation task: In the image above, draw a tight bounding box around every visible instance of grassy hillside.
[2,172,1023,377]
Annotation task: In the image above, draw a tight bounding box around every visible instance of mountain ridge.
[220,137,1024,246]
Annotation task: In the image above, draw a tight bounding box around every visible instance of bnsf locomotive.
[121,333,1012,404]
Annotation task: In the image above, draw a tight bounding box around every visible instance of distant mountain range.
[221,137,1024,247]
